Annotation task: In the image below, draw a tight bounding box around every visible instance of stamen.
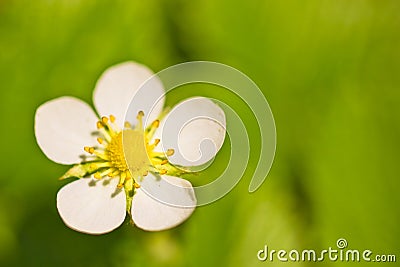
[108,114,121,133]
[94,168,115,179]
[109,169,120,177]
[97,137,104,144]
[118,172,127,188]
[101,116,117,136]
[134,182,141,188]
[147,119,160,138]
[137,110,144,118]
[136,111,144,130]
[150,157,169,166]
[89,162,111,171]
[93,150,109,160]
[99,127,112,142]
[148,139,160,150]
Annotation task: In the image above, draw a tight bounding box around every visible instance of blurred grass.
[0,0,399,266]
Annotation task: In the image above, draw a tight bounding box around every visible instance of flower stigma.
[60,111,185,215]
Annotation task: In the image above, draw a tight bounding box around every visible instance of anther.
[152,120,160,128]
[101,116,109,124]
[109,115,116,123]
[94,172,102,179]
[159,169,167,175]
[166,149,175,156]
[96,121,103,129]
[134,182,141,189]
[124,121,132,129]
[84,146,95,154]
[161,159,168,165]
[137,111,144,118]
[97,137,104,144]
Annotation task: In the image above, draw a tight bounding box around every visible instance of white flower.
[34,62,226,234]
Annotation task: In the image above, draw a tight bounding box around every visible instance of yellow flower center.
[107,129,152,178]
[83,111,176,192]
[107,131,129,172]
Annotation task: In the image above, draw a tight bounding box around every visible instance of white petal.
[155,97,226,166]
[57,177,126,235]
[34,96,98,165]
[131,174,196,231]
[93,61,165,128]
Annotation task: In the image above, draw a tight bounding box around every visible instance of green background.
[0,0,399,266]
